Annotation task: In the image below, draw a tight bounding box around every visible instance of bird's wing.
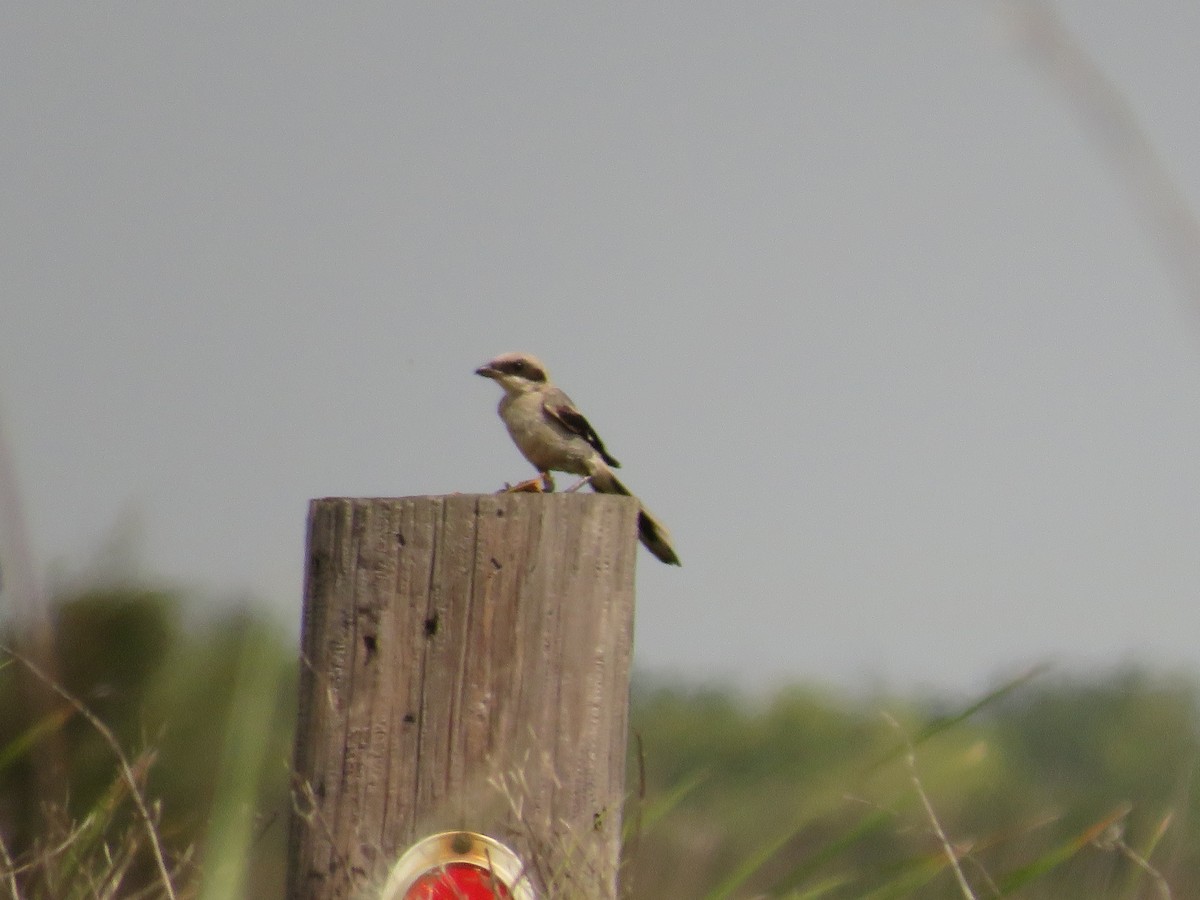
[542,389,621,468]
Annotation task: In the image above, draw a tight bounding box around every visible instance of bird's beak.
[475,364,499,379]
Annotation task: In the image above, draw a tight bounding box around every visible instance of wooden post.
[287,493,639,900]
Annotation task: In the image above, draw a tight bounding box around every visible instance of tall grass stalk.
[197,622,288,900]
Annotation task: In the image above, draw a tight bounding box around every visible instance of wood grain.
[287,493,639,899]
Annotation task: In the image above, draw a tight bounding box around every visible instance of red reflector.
[403,861,514,900]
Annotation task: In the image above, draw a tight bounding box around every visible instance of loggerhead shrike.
[475,352,681,566]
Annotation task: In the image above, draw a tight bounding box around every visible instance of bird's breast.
[499,393,591,475]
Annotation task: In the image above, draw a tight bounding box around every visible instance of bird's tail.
[591,465,681,566]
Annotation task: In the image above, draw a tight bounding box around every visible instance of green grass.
[1,588,1197,898]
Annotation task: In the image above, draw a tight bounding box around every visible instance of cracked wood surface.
[287,493,638,900]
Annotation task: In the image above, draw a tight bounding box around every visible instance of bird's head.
[475,352,549,395]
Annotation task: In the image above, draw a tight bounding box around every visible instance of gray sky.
[3,2,1199,693]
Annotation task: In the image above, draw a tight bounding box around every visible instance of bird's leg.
[565,476,592,493]
[500,471,555,493]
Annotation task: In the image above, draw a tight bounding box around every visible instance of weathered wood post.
[287,493,639,900]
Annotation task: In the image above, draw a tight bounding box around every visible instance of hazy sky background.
[3,2,1199,694]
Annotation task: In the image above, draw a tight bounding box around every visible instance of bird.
[475,352,681,566]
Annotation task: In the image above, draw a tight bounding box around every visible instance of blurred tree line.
[1,582,1197,897]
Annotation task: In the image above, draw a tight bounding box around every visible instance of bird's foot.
[565,476,593,493]
[500,477,543,493]
[500,472,556,493]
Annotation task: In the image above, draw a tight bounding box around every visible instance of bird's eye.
[512,361,525,371]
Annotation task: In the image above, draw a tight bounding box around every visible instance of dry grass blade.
[1007,0,1200,323]
[0,643,178,900]
[1093,814,1172,900]
[2,815,96,881]
[995,804,1130,893]
[122,846,197,900]
[883,712,977,900]
[93,819,145,900]
[0,826,22,900]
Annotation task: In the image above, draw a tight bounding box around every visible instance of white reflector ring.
[379,830,536,900]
